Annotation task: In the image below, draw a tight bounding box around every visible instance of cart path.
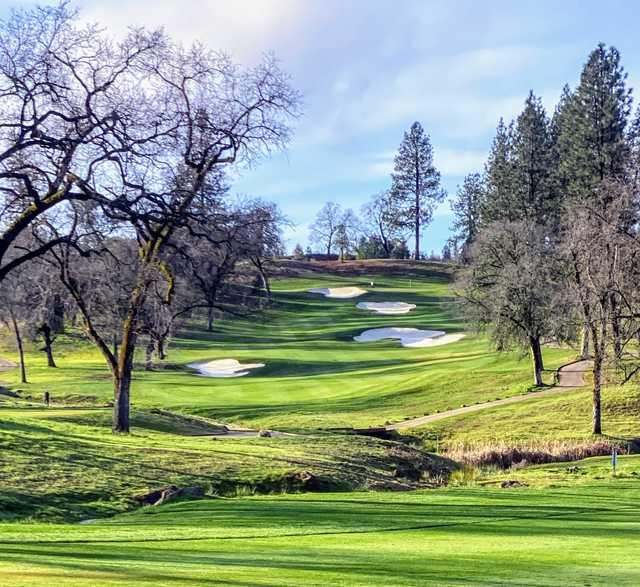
[386,360,592,431]
[0,357,16,371]
[556,359,592,387]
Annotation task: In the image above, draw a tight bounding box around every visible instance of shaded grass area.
[1,457,639,585]
[0,408,453,522]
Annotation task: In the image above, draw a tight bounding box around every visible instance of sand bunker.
[353,327,465,348]
[356,301,416,315]
[309,286,367,299]
[188,359,265,378]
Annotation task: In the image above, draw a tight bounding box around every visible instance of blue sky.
[6,0,640,253]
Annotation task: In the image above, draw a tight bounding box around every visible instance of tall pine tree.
[511,91,555,224]
[390,121,443,259]
[483,94,555,224]
[481,118,515,222]
[557,43,632,198]
[450,172,484,261]
[627,107,640,188]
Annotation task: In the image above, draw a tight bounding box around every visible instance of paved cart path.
[386,360,592,431]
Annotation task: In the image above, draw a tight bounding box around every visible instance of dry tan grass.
[444,439,629,469]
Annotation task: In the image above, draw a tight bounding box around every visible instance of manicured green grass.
[1,266,573,432]
[1,456,640,586]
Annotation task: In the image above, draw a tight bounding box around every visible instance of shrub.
[449,465,479,486]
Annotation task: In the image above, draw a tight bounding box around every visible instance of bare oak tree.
[0,3,162,283]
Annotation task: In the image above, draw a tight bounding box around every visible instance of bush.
[449,465,479,486]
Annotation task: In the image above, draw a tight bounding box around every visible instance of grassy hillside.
[0,407,453,522]
[1,263,573,432]
[414,382,640,456]
[1,456,639,586]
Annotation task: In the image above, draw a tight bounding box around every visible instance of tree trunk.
[414,199,420,260]
[40,324,57,368]
[113,284,145,434]
[579,325,590,360]
[155,337,166,360]
[10,313,27,384]
[592,350,603,435]
[529,335,544,386]
[254,259,272,301]
[207,306,215,332]
[113,371,131,434]
[382,238,391,258]
[144,340,154,371]
[112,333,119,359]
[610,294,622,361]
[51,294,65,333]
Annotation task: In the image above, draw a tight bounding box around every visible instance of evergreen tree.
[481,118,516,222]
[451,172,484,261]
[511,92,555,224]
[549,85,574,187]
[483,94,555,224]
[627,107,640,188]
[557,43,632,198]
[390,121,444,259]
[555,45,632,361]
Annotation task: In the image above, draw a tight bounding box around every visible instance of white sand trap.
[353,327,465,348]
[356,301,417,315]
[309,286,367,299]
[188,359,265,378]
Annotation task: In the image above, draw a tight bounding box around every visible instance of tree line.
[0,3,298,432]
[451,43,640,435]
[302,121,445,261]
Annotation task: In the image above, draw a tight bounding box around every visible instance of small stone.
[500,479,528,489]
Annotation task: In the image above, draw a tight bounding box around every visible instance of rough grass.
[0,407,454,522]
[416,383,640,449]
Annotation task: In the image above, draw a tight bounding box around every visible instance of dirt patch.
[135,485,205,506]
[500,479,528,488]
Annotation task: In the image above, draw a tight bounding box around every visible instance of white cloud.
[364,146,487,181]
[81,0,307,63]
[434,148,487,176]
